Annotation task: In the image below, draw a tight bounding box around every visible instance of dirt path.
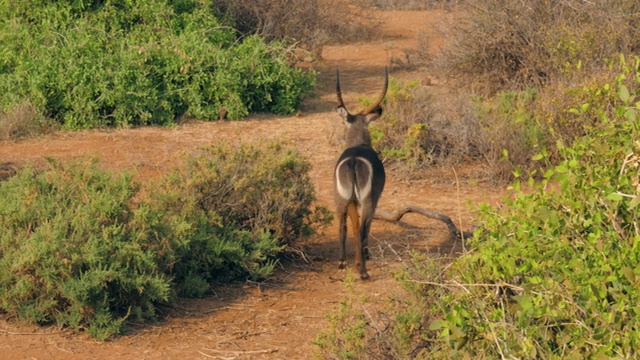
[0,10,504,360]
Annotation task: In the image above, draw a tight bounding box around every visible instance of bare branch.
[375,206,476,240]
[409,279,524,293]
[199,347,279,357]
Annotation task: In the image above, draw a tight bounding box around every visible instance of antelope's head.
[336,68,389,148]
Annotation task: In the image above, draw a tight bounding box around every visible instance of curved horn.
[336,69,346,109]
[363,67,389,114]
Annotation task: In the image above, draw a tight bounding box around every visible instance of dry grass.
[371,80,487,181]
[0,101,55,141]
[388,0,640,183]
[211,0,380,52]
[429,0,640,94]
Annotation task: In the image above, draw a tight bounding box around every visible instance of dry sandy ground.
[0,9,505,360]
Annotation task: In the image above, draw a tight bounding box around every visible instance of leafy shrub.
[428,55,640,185]
[404,0,640,182]
[0,159,173,340]
[149,141,332,297]
[472,88,546,182]
[154,141,332,247]
[0,0,315,129]
[431,81,640,358]
[532,55,640,156]
[0,141,331,338]
[313,254,447,359]
[370,79,432,167]
[472,55,640,183]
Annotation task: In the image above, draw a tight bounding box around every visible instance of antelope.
[334,68,388,280]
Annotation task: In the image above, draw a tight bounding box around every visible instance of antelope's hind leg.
[347,203,361,266]
[358,204,377,280]
[347,204,369,280]
[338,209,348,269]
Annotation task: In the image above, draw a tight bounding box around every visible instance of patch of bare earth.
[0,10,504,360]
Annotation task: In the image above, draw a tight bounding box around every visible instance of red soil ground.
[0,9,505,359]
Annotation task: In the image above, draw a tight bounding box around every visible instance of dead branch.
[0,328,64,336]
[199,347,279,356]
[375,206,475,240]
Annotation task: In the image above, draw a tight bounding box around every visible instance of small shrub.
[532,55,640,157]
[370,79,431,167]
[472,88,545,182]
[457,56,640,184]
[313,272,369,360]
[150,140,332,295]
[314,253,447,359]
[156,141,332,246]
[0,100,56,140]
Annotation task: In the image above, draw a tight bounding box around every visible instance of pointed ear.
[364,106,383,123]
[336,106,349,121]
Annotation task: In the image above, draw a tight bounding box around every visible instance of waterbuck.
[334,68,388,280]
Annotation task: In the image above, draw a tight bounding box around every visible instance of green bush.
[409,0,640,182]
[0,141,331,339]
[472,88,545,182]
[313,272,369,360]
[0,0,315,129]
[370,78,484,175]
[149,141,332,296]
[314,256,445,360]
[0,159,173,340]
[532,55,640,157]
[155,141,332,246]
[430,75,640,357]
[369,78,461,168]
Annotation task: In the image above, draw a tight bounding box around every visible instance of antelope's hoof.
[360,272,370,280]
[338,261,346,269]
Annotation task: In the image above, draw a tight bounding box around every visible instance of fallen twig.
[375,206,475,240]
[199,347,279,356]
[409,279,524,293]
[0,328,64,336]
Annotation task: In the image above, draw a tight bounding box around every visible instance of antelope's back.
[334,145,385,206]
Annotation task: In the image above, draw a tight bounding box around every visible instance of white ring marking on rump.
[336,158,353,200]
[355,157,373,202]
[335,156,373,202]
